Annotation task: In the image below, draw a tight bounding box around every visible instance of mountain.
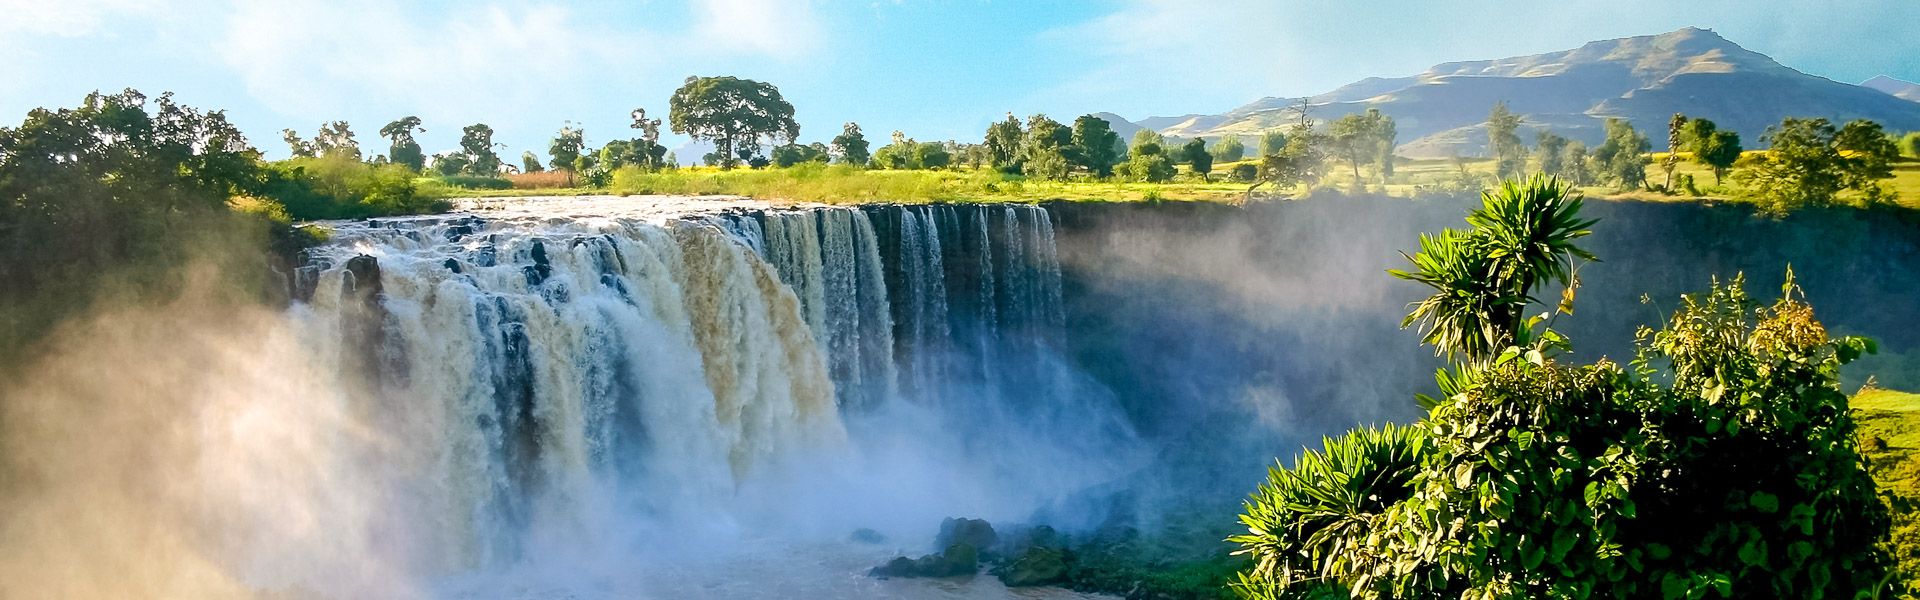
[1864,75,1920,102]
[1130,28,1920,159]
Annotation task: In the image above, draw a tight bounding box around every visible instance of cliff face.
[1047,197,1920,476]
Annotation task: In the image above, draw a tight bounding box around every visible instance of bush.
[434,174,513,190]
[1230,424,1428,599]
[1230,163,1259,183]
[1233,177,1894,599]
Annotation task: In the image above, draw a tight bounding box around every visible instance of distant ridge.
[1108,28,1920,159]
[1864,75,1920,103]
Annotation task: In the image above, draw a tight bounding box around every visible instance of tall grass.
[508,170,575,189]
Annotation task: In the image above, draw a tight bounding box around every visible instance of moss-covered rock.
[997,546,1071,587]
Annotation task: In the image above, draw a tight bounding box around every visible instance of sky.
[2,0,1917,160]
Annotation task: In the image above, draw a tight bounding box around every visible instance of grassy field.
[1857,387,1920,592]
[422,155,1920,211]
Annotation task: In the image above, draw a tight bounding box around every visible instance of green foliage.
[1230,424,1430,599]
[1235,178,1894,599]
[1901,132,1920,159]
[1330,109,1396,184]
[985,113,1025,172]
[1253,134,1325,191]
[1132,129,1167,154]
[1182,139,1215,181]
[1488,103,1527,181]
[548,125,584,174]
[1117,142,1175,183]
[1594,118,1652,190]
[1022,115,1073,181]
[832,122,872,167]
[1213,134,1247,162]
[378,116,425,171]
[772,142,831,168]
[0,89,276,353]
[459,123,500,176]
[1536,131,1569,180]
[1739,117,1902,214]
[669,75,798,170]
[1072,115,1123,177]
[1230,163,1259,183]
[1664,113,1688,191]
[1390,175,1595,363]
[1259,130,1288,158]
[521,151,544,173]
[259,155,443,220]
[1684,118,1742,186]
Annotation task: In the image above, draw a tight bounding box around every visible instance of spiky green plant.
[1229,423,1430,599]
[1391,174,1596,363]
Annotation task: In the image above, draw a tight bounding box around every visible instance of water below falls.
[279,196,1138,596]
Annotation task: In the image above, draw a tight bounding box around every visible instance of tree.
[1258,130,1288,157]
[1562,140,1592,185]
[1683,118,1742,186]
[771,142,829,167]
[1663,113,1688,191]
[379,116,425,171]
[1070,115,1122,177]
[1740,117,1900,213]
[549,125,584,180]
[1373,111,1398,181]
[282,129,315,158]
[1592,118,1651,190]
[1212,134,1246,162]
[521,151,544,173]
[668,76,798,170]
[1180,138,1213,182]
[432,153,470,177]
[1487,102,1526,180]
[1330,110,1395,184]
[1115,141,1174,183]
[1022,114,1072,180]
[1535,130,1569,179]
[621,108,670,172]
[1901,131,1920,158]
[1,89,269,349]
[985,113,1024,172]
[913,141,951,170]
[832,122,871,167]
[872,131,912,170]
[1130,129,1165,154]
[459,123,500,176]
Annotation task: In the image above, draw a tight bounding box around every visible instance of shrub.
[434,174,513,190]
[1233,176,1894,599]
[1230,424,1428,599]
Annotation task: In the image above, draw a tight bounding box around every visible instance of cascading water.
[282,197,1137,592]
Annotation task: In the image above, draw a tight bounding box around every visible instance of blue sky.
[2,0,1916,160]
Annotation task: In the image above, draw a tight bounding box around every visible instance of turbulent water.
[272,196,1134,596]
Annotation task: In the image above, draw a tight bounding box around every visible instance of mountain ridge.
[1107,27,1920,159]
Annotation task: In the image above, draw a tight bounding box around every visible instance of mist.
[3,194,1915,598]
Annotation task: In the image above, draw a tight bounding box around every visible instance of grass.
[1855,387,1920,594]
[600,162,1255,204]
[416,154,1920,212]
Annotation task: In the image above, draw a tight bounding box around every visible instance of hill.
[1865,75,1920,103]
[1113,28,1920,159]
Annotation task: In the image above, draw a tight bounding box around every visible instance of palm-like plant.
[1229,424,1430,599]
[1391,175,1596,363]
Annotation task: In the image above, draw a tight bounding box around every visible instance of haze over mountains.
[1109,27,1920,159]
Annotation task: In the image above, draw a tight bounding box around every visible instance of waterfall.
[290,198,1117,579]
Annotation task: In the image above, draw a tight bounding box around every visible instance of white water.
[257,195,1140,597]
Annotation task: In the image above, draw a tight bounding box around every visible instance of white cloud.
[0,0,161,37]
[692,0,823,57]
[217,1,643,124]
